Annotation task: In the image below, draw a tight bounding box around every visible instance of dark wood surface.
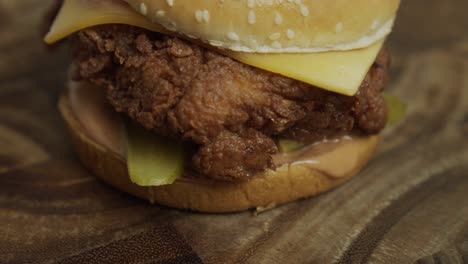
[1,1,468,263]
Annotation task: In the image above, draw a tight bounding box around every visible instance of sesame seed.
[371,20,379,30]
[156,10,165,17]
[271,41,282,49]
[140,3,147,15]
[248,10,256,24]
[269,32,281,40]
[250,40,259,49]
[166,0,174,7]
[247,0,255,8]
[195,10,203,23]
[195,10,210,23]
[165,20,177,30]
[300,5,309,17]
[286,29,295,39]
[203,10,210,23]
[335,22,343,33]
[228,32,240,41]
[275,12,283,25]
[209,40,223,47]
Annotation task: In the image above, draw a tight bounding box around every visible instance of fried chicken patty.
[72,25,389,181]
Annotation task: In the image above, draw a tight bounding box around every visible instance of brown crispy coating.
[72,25,388,181]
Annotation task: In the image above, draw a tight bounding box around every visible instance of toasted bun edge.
[124,0,400,53]
[59,94,379,212]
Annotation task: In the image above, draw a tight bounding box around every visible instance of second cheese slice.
[45,0,384,96]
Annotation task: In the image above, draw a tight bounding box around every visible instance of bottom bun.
[59,94,379,213]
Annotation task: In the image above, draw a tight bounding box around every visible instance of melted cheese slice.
[45,0,384,96]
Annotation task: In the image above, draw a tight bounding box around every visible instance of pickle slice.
[278,139,305,153]
[125,122,183,186]
[384,94,407,126]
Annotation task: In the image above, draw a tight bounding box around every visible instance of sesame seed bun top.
[124,0,400,53]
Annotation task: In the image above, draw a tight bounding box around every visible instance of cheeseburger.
[45,0,401,212]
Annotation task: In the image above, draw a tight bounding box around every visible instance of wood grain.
[0,0,467,263]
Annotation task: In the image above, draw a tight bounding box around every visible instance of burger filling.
[70,25,389,182]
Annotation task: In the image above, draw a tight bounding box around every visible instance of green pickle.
[384,94,407,126]
[124,94,404,185]
[125,122,184,186]
[278,95,404,153]
[278,139,305,153]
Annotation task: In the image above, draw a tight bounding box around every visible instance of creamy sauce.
[69,81,377,179]
[274,136,376,178]
[69,81,125,155]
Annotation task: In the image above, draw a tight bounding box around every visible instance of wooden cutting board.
[1,1,467,263]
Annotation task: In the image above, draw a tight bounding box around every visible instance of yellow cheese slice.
[45,0,384,96]
[226,43,382,96]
